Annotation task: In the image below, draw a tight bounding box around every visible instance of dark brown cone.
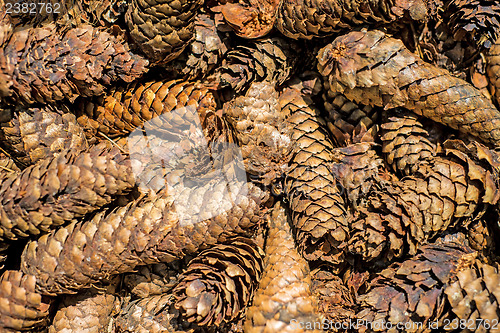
[487,37,500,108]
[183,14,230,80]
[323,90,380,146]
[0,144,135,241]
[444,0,500,50]
[244,201,324,333]
[125,0,203,65]
[0,23,148,106]
[223,81,292,187]
[219,37,299,92]
[75,79,217,142]
[221,0,280,38]
[275,0,428,40]
[0,105,88,166]
[48,288,120,333]
[317,30,500,147]
[348,140,500,263]
[0,270,51,331]
[379,111,439,176]
[282,76,349,268]
[465,217,496,254]
[124,263,180,298]
[173,237,264,327]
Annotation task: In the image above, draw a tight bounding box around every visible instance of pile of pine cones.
[2,0,500,332]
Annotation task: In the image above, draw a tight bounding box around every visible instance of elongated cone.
[183,14,230,79]
[0,23,148,106]
[487,37,500,108]
[124,263,180,298]
[317,30,500,147]
[348,140,500,263]
[444,0,500,49]
[0,270,51,331]
[219,37,299,92]
[0,105,88,165]
[281,75,349,268]
[125,0,203,64]
[356,242,477,332]
[75,79,217,141]
[224,81,292,187]
[173,237,264,327]
[48,288,120,333]
[275,0,428,40]
[221,0,280,38]
[244,201,324,333]
[323,90,380,145]
[380,111,439,176]
[0,143,135,241]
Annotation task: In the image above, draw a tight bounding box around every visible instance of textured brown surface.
[281,76,349,268]
[275,0,427,40]
[348,140,500,263]
[0,105,88,165]
[0,23,148,106]
[487,37,500,108]
[318,30,500,147]
[224,81,292,187]
[0,270,51,331]
[244,201,323,333]
[125,0,203,64]
[0,144,135,241]
[124,263,180,298]
[221,0,280,38]
[173,237,264,327]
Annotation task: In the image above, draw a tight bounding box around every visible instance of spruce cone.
[379,111,439,176]
[0,105,88,165]
[348,141,500,263]
[183,14,230,79]
[223,81,292,186]
[0,23,148,106]
[282,76,349,267]
[221,0,280,38]
[466,217,496,254]
[219,37,299,92]
[173,237,264,327]
[0,144,135,241]
[318,30,500,147]
[0,270,51,331]
[487,37,500,108]
[125,0,203,64]
[244,201,324,333]
[275,0,428,40]
[48,288,120,333]
[124,263,180,298]
[75,79,217,141]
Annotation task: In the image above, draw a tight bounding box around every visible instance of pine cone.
[282,76,349,267]
[125,0,203,64]
[348,141,500,263]
[0,144,135,241]
[0,150,20,174]
[173,237,264,327]
[466,216,496,254]
[0,270,51,331]
[275,0,428,40]
[244,201,324,333]
[444,0,500,49]
[0,105,88,165]
[219,37,299,92]
[183,14,230,79]
[48,288,120,333]
[0,23,148,106]
[487,36,500,108]
[124,263,180,298]
[223,81,292,187]
[75,79,217,141]
[221,0,280,38]
[318,30,500,147]
[379,110,439,176]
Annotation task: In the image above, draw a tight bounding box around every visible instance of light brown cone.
[0,143,135,241]
[244,201,324,333]
[0,23,148,106]
[125,0,203,64]
[221,0,280,38]
[124,263,180,298]
[0,105,88,166]
[318,30,500,147]
[281,76,349,267]
[0,270,51,332]
[173,237,264,327]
